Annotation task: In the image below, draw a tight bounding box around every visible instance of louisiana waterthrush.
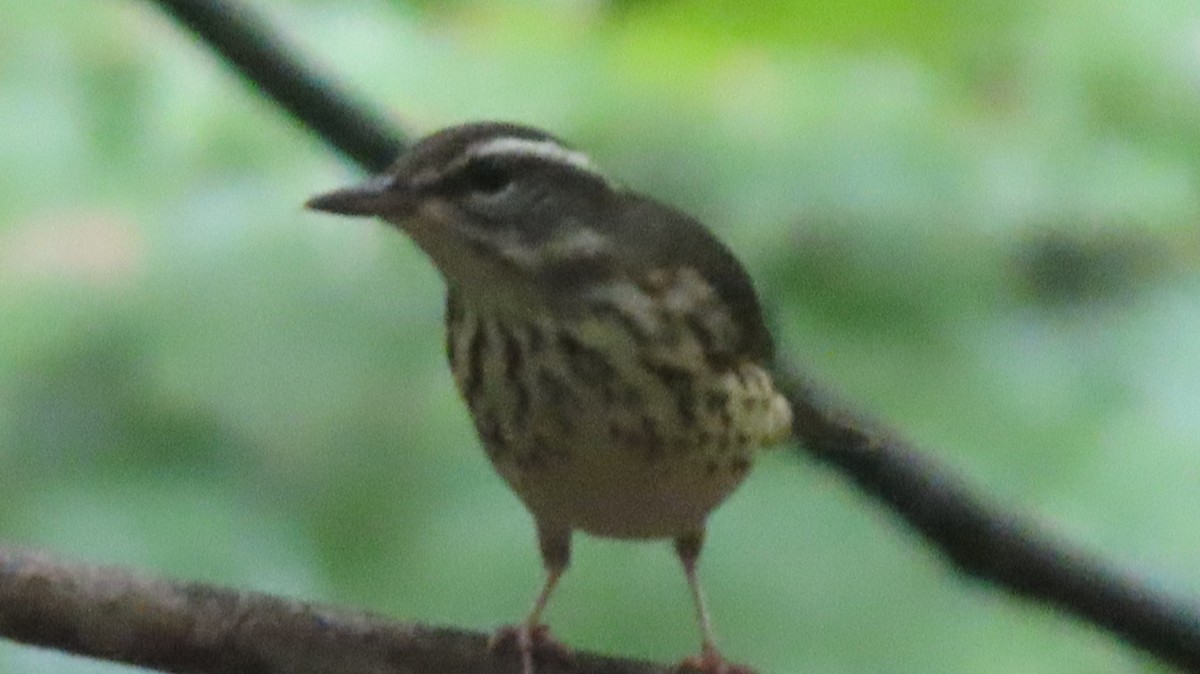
[307,122,792,674]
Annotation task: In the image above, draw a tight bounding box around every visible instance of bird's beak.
[305,175,414,217]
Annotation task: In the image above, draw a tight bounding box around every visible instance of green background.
[2,1,1198,672]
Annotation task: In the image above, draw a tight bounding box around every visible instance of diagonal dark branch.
[0,546,664,674]
[4,0,1198,673]
[773,364,1200,671]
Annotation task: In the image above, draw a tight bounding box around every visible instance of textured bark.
[0,547,663,674]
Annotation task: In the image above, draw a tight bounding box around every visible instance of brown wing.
[610,195,775,364]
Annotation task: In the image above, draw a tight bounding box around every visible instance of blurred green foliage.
[2,1,1199,672]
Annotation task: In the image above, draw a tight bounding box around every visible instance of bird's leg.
[490,523,573,674]
[675,530,755,674]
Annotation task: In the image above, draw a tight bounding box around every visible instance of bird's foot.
[676,649,756,674]
[489,623,572,674]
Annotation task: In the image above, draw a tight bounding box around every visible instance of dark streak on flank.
[476,412,507,458]
[445,290,464,365]
[684,312,716,356]
[619,385,644,410]
[463,317,486,405]
[709,387,733,430]
[527,322,545,353]
[588,301,651,346]
[499,323,529,427]
[608,421,625,442]
[515,451,545,472]
[517,434,568,471]
[641,358,696,425]
[731,457,751,477]
[535,433,570,463]
[610,416,665,463]
[686,312,736,371]
[536,367,572,403]
[639,416,665,462]
[704,389,728,413]
[558,331,616,386]
[537,367,581,409]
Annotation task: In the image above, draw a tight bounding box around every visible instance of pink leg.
[490,524,573,674]
[674,531,756,674]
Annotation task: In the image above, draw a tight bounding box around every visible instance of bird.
[306,121,793,674]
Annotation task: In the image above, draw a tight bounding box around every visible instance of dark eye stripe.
[433,156,515,196]
[460,158,513,194]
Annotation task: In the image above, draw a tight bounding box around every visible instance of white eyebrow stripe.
[468,137,603,177]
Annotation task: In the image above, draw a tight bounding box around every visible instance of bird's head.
[307,122,621,312]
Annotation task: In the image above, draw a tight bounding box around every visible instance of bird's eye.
[461,159,513,195]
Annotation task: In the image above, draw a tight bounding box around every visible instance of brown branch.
[5,0,1197,672]
[0,546,664,674]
